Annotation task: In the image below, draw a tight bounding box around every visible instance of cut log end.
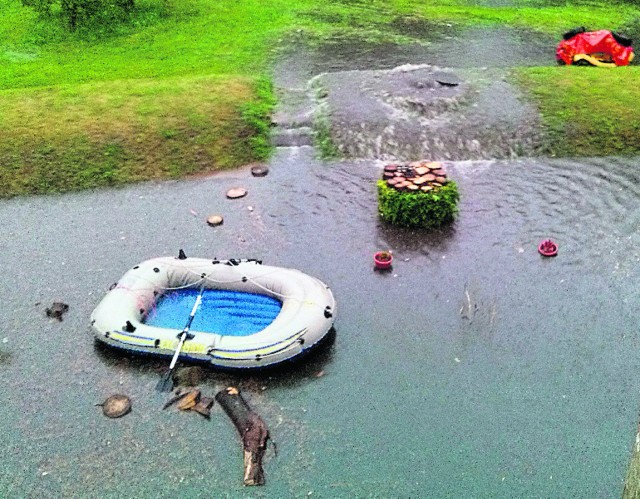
[216,387,270,486]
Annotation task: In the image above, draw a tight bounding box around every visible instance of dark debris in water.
[45,302,69,321]
[163,388,214,419]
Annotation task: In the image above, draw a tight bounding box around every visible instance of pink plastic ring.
[538,239,558,257]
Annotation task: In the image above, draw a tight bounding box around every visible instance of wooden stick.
[215,387,270,486]
[624,420,640,498]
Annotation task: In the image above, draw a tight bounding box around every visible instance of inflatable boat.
[90,256,336,369]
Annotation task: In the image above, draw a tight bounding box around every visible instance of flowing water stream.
[0,27,638,497]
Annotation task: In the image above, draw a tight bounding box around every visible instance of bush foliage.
[22,0,136,30]
[377,180,460,228]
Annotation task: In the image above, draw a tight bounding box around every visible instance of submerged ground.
[1,25,640,496]
[1,149,639,497]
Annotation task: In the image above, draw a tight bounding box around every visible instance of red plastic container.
[538,240,558,257]
[374,251,393,269]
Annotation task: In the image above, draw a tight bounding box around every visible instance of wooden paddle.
[155,284,205,392]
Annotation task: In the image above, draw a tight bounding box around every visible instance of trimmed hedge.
[377,180,460,228]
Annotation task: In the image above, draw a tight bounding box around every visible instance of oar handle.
[168,293,203,370]
[168,333,187,370]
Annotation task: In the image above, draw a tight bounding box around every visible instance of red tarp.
[556,29,634,66]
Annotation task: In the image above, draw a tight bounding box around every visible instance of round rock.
[250,165,269,177]
[206,215,224,227]
[226,187,248,199]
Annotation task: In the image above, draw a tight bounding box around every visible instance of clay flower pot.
[538,239,558,257]
[374,251,393,269]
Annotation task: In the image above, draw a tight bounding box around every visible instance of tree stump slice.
[250,165,269,177]
[206,215,224,227]
[98,394,131,418]
[227,188,248,199]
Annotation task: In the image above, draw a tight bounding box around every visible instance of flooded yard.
[1,26,639,497]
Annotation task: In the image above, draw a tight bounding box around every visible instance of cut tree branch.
[215,386,270,486]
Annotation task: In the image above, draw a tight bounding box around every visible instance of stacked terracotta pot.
[382,161,448,193]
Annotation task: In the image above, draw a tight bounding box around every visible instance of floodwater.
[1,149,639,497]
[1,27,640,498]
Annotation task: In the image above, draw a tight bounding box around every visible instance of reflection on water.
[0,147,639,496]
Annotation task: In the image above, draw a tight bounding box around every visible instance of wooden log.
[624,421,640,498]
[215,387,270,486]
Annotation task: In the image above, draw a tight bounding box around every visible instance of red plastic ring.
[538,239,558,257]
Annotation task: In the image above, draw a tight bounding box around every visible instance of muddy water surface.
[0,150,639,496]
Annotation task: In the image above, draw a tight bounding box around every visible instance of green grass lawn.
[0,74,270,196]
[515,65,640,157]
[2,0,640,196]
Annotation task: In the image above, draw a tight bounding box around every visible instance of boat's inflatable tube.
[91,257,336,369]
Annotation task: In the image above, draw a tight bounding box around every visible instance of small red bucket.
[374,251,393,269]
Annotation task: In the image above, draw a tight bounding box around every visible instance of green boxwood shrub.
[377,180,460,228]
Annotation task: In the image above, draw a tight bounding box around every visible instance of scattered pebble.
[247,206,254,212]
[189,209,198,217]
[2,338,7,344]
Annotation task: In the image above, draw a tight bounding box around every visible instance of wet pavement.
[1,25,639,497]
